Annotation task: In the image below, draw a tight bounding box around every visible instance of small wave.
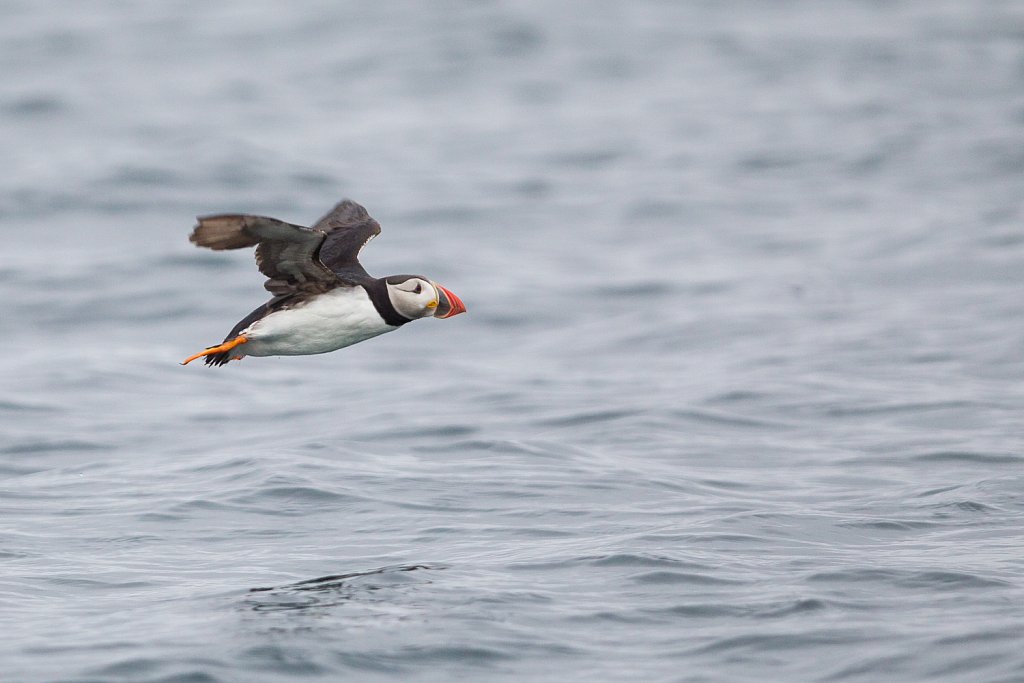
[648,598,827,620]
[546,148,624,169]
[282,564,437,591]
[933,629,1022,647]
[807,568,1010,589]
[637,532,767,545]
[415,439,594,463]
[508,554,711,572]
[922,500,998,514]
[239,645,330,676]
[88,657,164,678]
[537,409,638,428]
[631,570,744,586]
[623,199,687,221]
[362,424,479,440]
[672,408,787,429]
[586,553,707,570]
[41,577,155,590]
[232,485,366,505]
[250,565,437,595]
[387,644,514,665]
[247,564,440,614]
[754,598,829,618]
[652,603,750,618]
[163,484,367,518]
[911,451,1022,464]
[693,629,859,655]
[3,94,68,116]
[593,280,673,297]
[134,511,183,522]
[184,457,263,474]
[1,439,108,455]
[0,464,46,476]
[915,485,963,497]
[836,519,940,531]
[826,652,915,681]
[704,390,770,405]
[0,399,59,413]
[503,527,577,539]
[821,401,975,417]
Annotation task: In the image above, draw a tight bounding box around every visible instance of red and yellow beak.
[432,283,466,318]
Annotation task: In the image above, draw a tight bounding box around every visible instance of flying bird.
[182,199,465,366]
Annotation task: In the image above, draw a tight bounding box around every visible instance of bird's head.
[385,275,466,320]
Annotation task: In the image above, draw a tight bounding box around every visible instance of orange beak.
[434,284,466,318]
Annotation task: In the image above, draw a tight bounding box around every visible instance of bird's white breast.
[241,287,396,357]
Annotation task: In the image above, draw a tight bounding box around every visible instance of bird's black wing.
[190,214,337,295]
[310,200,381,284]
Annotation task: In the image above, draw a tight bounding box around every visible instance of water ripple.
[247,564,441,614]
[3,2,1024,681]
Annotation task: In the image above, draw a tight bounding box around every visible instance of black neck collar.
[363,280,411,327]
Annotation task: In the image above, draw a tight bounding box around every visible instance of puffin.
[182,199,465,366]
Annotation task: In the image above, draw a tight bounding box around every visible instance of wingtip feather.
[189,215,260,250]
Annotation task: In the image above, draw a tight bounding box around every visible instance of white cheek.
[388,288,429,319]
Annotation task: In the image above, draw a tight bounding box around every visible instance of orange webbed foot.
[181,336,248,365]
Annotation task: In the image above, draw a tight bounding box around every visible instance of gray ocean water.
[2,1,1024,681]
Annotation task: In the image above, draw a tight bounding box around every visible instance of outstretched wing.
[189,200,382,294]
[310,200,381,283]
[190,214,334,294]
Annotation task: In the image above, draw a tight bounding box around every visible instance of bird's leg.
[180,336,248,365]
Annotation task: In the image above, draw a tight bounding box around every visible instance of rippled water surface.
[3,2,1024,681]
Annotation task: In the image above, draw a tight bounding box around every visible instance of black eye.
[413,283,422,294]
